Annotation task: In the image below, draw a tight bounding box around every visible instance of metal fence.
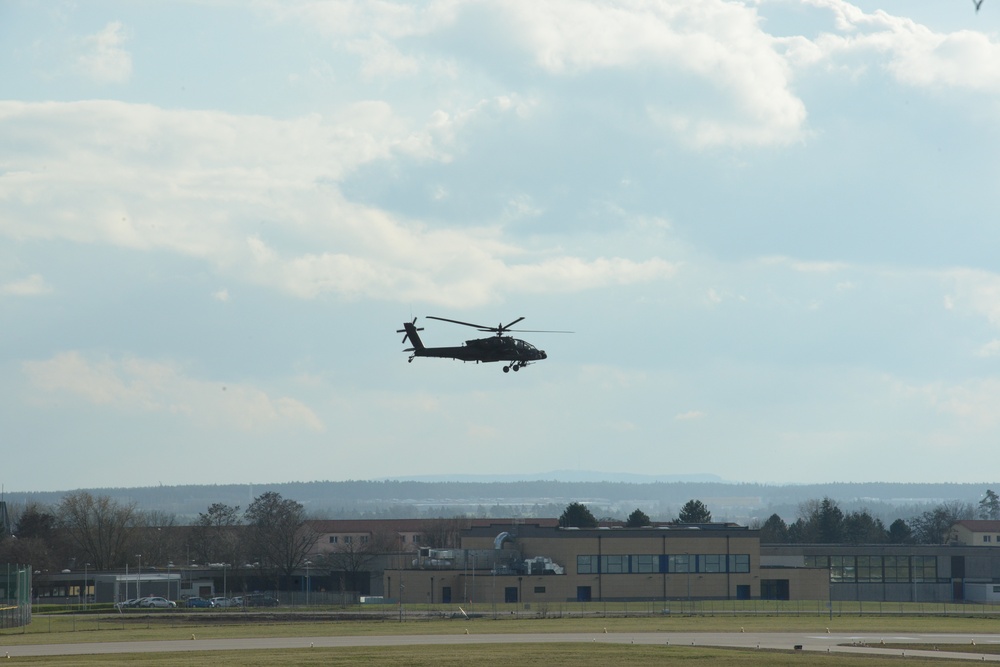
[0,564,32,629]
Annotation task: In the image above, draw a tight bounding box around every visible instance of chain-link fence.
[0,564,32,629]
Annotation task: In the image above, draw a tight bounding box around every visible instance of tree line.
[5,489,998,578]
[0,490,320,585]
[558,498,713,528]
[756,492,997,544]
[556,491,1000,545]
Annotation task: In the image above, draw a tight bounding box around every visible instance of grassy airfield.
[4,607,999,665]
[0,643,985,666]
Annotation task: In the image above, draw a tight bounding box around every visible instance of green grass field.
[4,607,998,665]
[3,643,983,667]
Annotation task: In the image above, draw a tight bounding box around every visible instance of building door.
[504,586,518,603]
[576,586,592,602]
[760,579,789,601]
[736,585,750,600]
[442,586,452,604]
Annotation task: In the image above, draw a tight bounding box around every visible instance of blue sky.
[2,0,999,492]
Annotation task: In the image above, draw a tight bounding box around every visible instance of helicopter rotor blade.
[505,329,574,334]
[502,317,525,331]
[426,316,496,331]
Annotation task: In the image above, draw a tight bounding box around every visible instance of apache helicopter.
[397,316,571,373]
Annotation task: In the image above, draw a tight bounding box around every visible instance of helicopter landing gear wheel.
[502,366,510,373]
[513,364,520,372]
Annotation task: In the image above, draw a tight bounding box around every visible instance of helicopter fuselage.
[398,320,547,371]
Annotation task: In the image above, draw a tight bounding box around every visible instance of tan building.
[948,520,1000,546]
[384,521,769,605]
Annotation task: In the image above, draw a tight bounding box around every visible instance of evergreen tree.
[759,513,789,543]
[842,509,887,544]
[558,502,598,528]
[625,508,651,528]
[978,489,1000,520]
[676,499,712,524]
[887,518,913,543]
[796,497,844,543]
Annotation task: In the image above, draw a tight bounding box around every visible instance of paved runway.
[5,631,1000,661]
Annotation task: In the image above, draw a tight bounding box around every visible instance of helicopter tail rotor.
[397,318,425,347]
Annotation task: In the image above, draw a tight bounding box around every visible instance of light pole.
[223,563,228,599]
[136,554,142,601]
[305,560,311,607]
[167,562,173,601]
[83,562,89,610]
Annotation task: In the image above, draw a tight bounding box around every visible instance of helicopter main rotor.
[426,315,573,337]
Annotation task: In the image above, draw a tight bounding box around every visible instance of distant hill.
[383,470,726,483]
[3,474,996,525]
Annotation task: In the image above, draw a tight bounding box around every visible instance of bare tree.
[320,538,379,594]
[421,517,471,548]
[912,501,975,544]
[189,503,243,566]
[244,492,319,583]
[57,492,137,570]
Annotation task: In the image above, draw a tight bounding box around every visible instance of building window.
[633,554,657,573]
[360,535,369,544]
[601,555,627,574]
[830,556,856,583]
[577,555,598,574]
[344,536,352,544]
[804,555,829,569]
[534,586,546,594]
[668,554,691,573]
[857,556,883,583]
[702,554,723,573]
[884,556,908,582]
[984,535,992,543]
[329,536,338,544]
[912,555,936,582]
[728,554,750,573]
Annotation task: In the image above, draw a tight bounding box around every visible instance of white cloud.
[977,340,1000,358]
[266,0,807,148]
[347,34,420,80]
[500,0,808,147]
[22,351,324,432]
[1,273,52,296]
[74,21,132,84]
[800,0,1000,93]
[674,410,706,421]
[945,268,1000,328]
[0,100,677,308]
[901,377,1000,429]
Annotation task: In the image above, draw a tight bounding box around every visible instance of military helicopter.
[397,316,571,373]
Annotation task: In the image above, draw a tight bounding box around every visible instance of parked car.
[241,593,279,607]
[186,597,214,608]
[114,598,139,610]
[209,596,236,607]
[139,597,176,608]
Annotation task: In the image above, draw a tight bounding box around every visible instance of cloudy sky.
[2,0,999,493]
